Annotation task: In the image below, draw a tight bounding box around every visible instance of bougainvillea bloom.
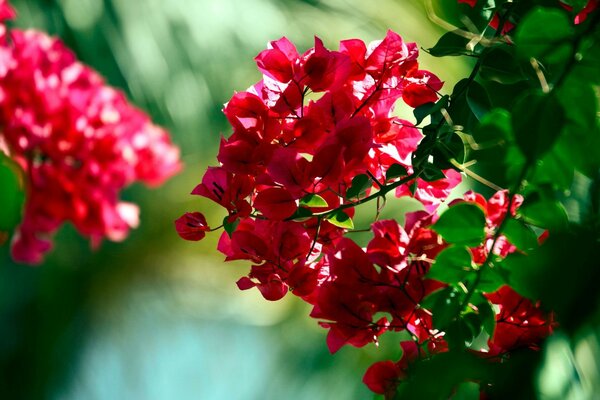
[179,30,553,397]
[0,6,180,264]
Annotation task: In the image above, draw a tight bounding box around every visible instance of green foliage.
[300,194,328,207]
[427,245,473,284]
[432,203,486,246]
[0,153,25,233]
[326,210,354,229]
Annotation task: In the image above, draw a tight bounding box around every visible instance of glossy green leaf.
[427,30,474,57]
[0,154,25,232]
[472,293,496,337]
[223,216,239,237]
[299,193,328,208]
[385,163,408,181]
[289,206,313,221]
[427,246,473,284]
[512,91,565,161]
[433,203,486,246]
[413,95,449,126]
[503,218,539,251]
[326,210,354,230]
[480,45,525,84]
[465,81,491,121]
[518,194,568,230]
[475,267,505,293]
[431,287,463,330]
[515,7,574,64]
[346,174,370,199]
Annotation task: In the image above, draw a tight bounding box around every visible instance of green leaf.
[503,218,539,251]
[451,382,480,400]
[223,216,239,237]
[472,293,496,337]
[427,30,474,57]
[299,193,328,208]
[427,246,473,284]
[326,210,354,229]
[433,203,486,246]
[289,206,313,221]
[475,267,505,293]
[466,81,491,121]
[515,7,574,64]
[518,193,568,230]
[472,108,512,144]
[480,45,526,84]
[558,75,598,130]
[346,174,370,199]
[444,318,475,350]
[0,154,25,232]
[385,163,408,181]
[431,287,463,330]
[413,95,449,126]
[512,91,565,161]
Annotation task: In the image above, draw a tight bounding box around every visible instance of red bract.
[486,286,555,355]
[181,31,477,395]
[175,212,209,241]
[0,16,180,264]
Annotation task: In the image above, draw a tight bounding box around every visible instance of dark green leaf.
[503,218,539,251]
[451,382,480,400]
[413,95,449,125]
[427,30,474,57]
[0,154,25,232]
[558,75,598,130]
[431,287,463,330]
[472,293,496,337]
[466,81,491,121]
[475,267,505,293]
[433,203,486,246]
[346,174,370,199]
[512,91,565,161]
[480,45,526,84]
[529,144,574,190]
[515,7,574,64]
[299,193,328,208]
[472,108,512,144]
[427,246,473,284]
[518,193,568,230]
[444,318,475,350]
[385,163,408,181]
[223,216,239,237]
[289,206,313,221]
[326,210,354,229]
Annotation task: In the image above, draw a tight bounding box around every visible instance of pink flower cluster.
[177,30,460,298]
[0,1,180,264]
[177,31,555,396]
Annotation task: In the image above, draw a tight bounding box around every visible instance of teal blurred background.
[7,1,597,399]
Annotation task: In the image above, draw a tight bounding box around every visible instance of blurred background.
[1,0,597,399]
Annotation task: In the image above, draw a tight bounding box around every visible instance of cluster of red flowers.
[177,31,553,395]
[0,0,180,264]
[361,191,554,395]
[177,30,460,298]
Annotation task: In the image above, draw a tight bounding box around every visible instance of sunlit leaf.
[326,210,354,229]
[433,203,486,246]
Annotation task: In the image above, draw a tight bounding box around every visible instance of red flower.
[1,28,180,264]
[174,212,210,241]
